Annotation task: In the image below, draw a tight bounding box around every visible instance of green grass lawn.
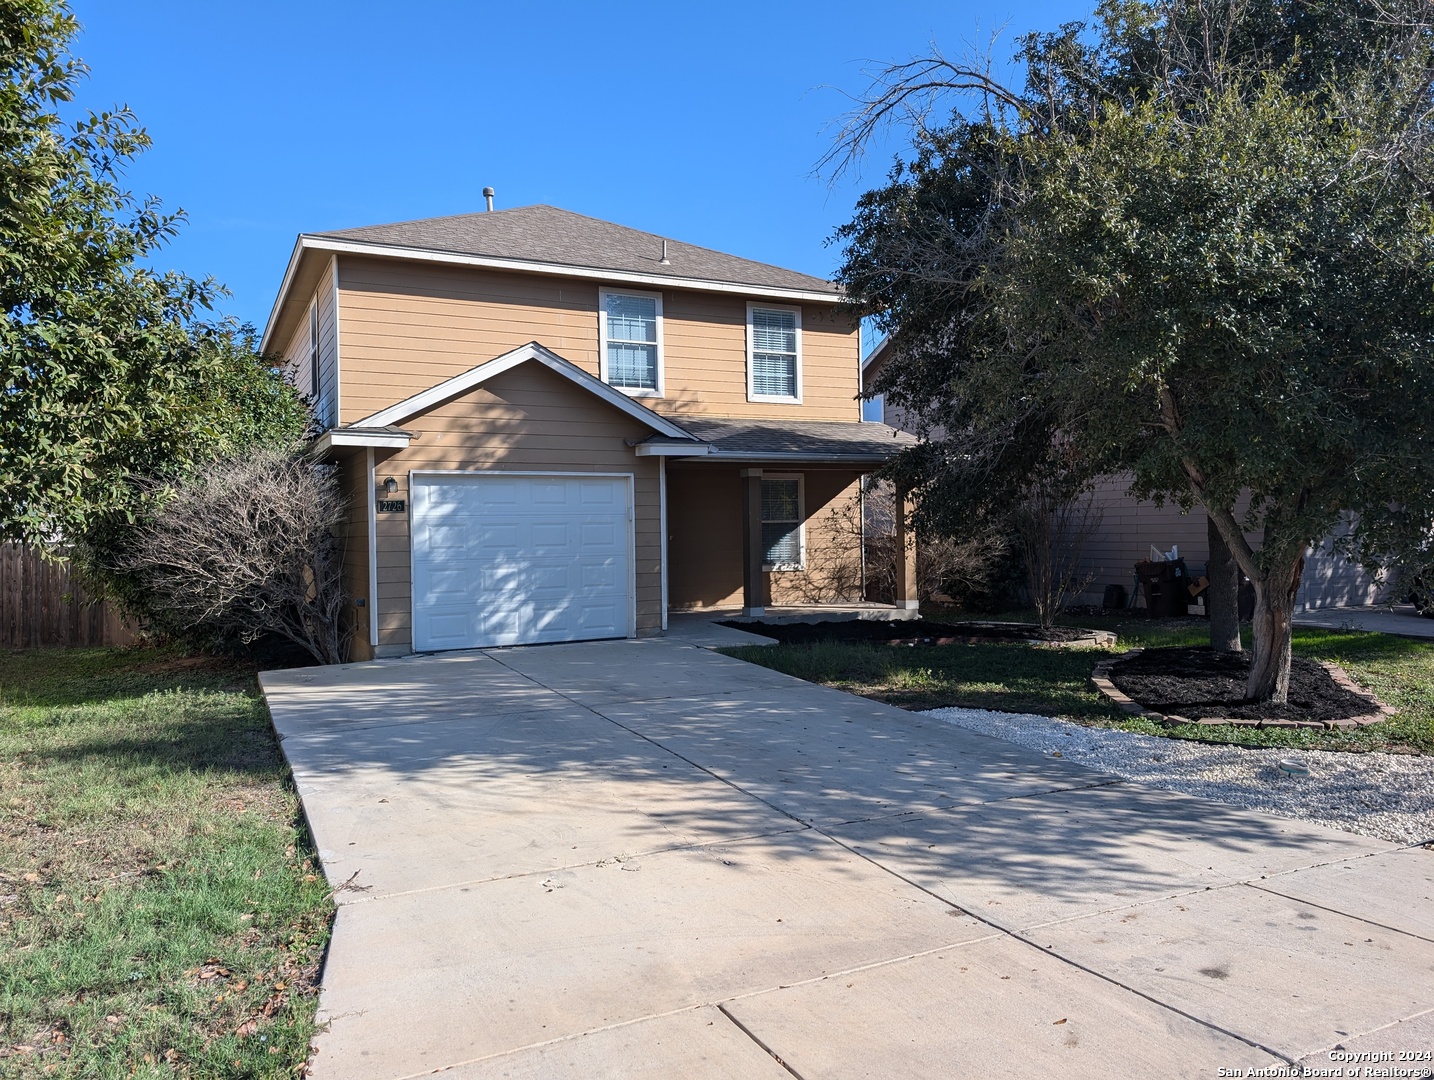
[723,613,1434,754]
[0,646,333,1078]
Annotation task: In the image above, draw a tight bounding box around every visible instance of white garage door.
[410,473,633,651]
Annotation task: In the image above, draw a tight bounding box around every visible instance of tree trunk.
[1206,515,1242,653]
[1245,554,1304,703]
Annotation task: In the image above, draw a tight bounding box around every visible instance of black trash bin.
[1134,558,1189,618]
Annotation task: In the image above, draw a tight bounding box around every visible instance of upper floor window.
[600,289,663,395]
[747,304,801,402]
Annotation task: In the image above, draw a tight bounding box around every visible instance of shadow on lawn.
[0,638,315,710]
[30,713,288,778]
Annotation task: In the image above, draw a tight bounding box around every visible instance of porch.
[653,417,919,622]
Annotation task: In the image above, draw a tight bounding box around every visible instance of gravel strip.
[924,706,1434,845]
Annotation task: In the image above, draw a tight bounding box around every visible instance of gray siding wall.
[870,397,1381,611]
[315,257,339,429]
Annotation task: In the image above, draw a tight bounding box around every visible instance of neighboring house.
[261,204,917,659]
[861,340,1381,611]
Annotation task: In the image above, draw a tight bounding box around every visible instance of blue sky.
[73,0,1091,341]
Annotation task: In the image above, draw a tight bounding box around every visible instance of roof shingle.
[669,417,917,461]
[316,205,838,295]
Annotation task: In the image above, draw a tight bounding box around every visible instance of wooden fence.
[0,543,138,648]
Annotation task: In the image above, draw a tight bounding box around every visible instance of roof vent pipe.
[483,187,495,212]
[659,239,670,265]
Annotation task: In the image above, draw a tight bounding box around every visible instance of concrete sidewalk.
[1295,602,1434,639]
[260,639,1434,1079]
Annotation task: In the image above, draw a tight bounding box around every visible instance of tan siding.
[659,294,860,421]
[369,362,662,652]
[338,257,601,423]
[667,465,865,609]
[336,257,861,425]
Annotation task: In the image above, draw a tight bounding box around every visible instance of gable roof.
[354,341,700,442]
[317,205,837,296]
[262,205,844,355]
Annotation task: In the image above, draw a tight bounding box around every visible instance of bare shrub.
[119,449,349,664]
[1014,486,1102,628]
[859,481,1013,607]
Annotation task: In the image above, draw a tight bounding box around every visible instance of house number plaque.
[378,499,406,513]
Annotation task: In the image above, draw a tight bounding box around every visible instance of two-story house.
[261,204,917,659]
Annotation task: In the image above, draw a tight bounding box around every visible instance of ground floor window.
[761,474,804,570]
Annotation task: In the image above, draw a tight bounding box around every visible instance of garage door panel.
[577,601,624,631]
[529,563,576,592]
[478,478,522,504]
[530,479,568,505]
[419,610,478,651]
[419,568,472,601]
[411,475,632,651]
[580,561,618,589]
[420,524,468,551]
[530,522,571,548]
[475,524,521,550]
[581,522,620,548]
[479,606,526,642]
[578,479,619,503]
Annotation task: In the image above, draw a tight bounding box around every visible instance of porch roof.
[656,417,917,464]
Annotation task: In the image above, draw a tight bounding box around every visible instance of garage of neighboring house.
[409,472,634,651]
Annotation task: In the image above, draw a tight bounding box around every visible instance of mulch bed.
[721,618,1106,646]
[1106,646,1386,726]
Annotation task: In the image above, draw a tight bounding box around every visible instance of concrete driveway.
[259,637,1434,1079]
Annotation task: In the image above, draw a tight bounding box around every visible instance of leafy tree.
[0,0,306,548]
[835,0,1434,701]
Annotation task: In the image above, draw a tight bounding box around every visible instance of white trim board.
[313,429,413,453]
[366,447,378,650]
[354,341,698,442]
[659,456,668,632]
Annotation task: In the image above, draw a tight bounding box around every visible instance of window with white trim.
[748,304,801,401]
[761,475,804,570]
[600,289,663,394]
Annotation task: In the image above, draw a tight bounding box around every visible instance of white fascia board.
[314,430,413,453]
[633,443,711,457]
[295,236,843,305]
[356,341,698,442]
[259,236,309,355]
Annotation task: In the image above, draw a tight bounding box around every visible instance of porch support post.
[740,468,765,617]
[893,481,918,611]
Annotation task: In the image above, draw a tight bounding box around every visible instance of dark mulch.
[720,618,1096,645]
[1109,646,1377,722]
